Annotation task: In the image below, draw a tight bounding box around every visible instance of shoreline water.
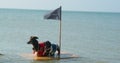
[0,9,120,63]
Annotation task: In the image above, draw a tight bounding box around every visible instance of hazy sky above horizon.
[0,0,120,12]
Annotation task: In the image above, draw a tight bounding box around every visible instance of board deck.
[20,52,79,60]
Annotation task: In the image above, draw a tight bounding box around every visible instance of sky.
[0,0,120,12]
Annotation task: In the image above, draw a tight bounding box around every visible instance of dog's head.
[45,41,51,48]
[27,36,39,51]
[27,36,38,44]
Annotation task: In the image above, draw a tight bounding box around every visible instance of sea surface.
[0,9,120,63]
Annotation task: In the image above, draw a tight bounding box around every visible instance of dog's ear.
[30,36,38,40]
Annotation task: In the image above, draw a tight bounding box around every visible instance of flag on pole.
[44,6,61,20]
[44,6,62,58]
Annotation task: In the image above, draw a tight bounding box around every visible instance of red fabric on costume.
[36,42,45,57]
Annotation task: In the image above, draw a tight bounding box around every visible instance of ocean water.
[0,9,120,63]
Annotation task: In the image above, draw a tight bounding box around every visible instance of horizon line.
[0,8,120,14]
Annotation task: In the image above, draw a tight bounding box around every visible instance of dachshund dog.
[49,44,60,56]
[27,36,48,56]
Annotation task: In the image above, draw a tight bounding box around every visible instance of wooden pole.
[58,20,62,58]
[58,6,62,58]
